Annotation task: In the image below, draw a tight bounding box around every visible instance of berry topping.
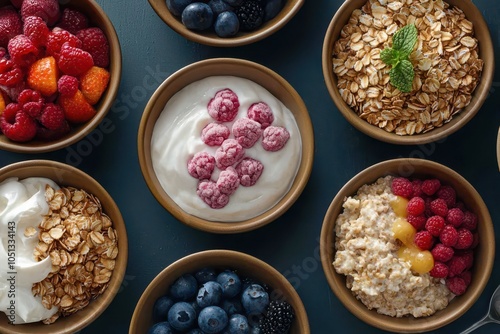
[430,198,448,217]
[215,139,245,170]
[236,0,264,31]
[46,28,82,59]
[235,157,264,187]
[446,276,467,296]
[431,243,454,263]
[35,118,69,140]
[425,215,445,237]
[262,125,290,152]
[391,177,413,198]
[80,66,110,105]
[57,74,78,97]
[58,89,96,123]
[455,228,474,250]
[259,300,295,334]
[214,11,240,38]
[197,180,229,209]
[440,225,458,247]
[407,214,426,230]
[446,207,464,227]
[437,185,456,207]
[0,58,23,86]
[429,262,449,278]
[207,88,239,122]
[0,7,22,48]
[232,117,262,148]
[188,152,216,180]
[447,255,468,277]
[76,27,110,68]
[414,230,434,250]
[21,0,60,26]
[406,196,425,216]
[201,122,230,146]
[23,15,49,47]
[57,8,89,35]
[181,3,214,31]
[18,88,43,117]
[421,178,441,196]
[216,166,240,195]
[27,56,58,96]
[57,42,94,76]
[38,102,64,130]
[411,179,423,198]
[459,271,472,286]
[462,211,478,230]
[0,104,37,142]
[8,34,39,67]
[247,101,274,129]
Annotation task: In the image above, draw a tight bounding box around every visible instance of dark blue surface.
[0,0,499,333]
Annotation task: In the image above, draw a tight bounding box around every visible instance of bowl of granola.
[322,0,494,145]
[0,0,121,153]
[0,159,127,333]
[320,158,495,332]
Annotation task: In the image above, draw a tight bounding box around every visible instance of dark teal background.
[0,0,499,333]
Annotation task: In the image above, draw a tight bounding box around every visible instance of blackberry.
[259,300,294,334]
[236,0,264,31]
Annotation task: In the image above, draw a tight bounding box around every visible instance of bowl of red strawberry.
[0,0,121,153]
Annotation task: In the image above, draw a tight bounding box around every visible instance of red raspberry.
[446,277,467,295]
[215,139,245,170]
[187,152,216,180]
[57,8,89,35]
[0,104,37,142]
[8,34,39,67]
[458,251,474,270]
[46,28,82,59]
[262,126,290,152]
[18,89,44,118]
[407,214,426,230]
[57,43,94,76]
[201,122,230,146]
[57,75,79,97]
[423,196,433,217]
[10,0,23,9]
[425,215,445,236]
[0,7,22,48]
[235,157,264,187]
[421,178,441,196]
[232,117,262,148]
[431,243,454,262]
[430,198,448,217]
[38,103,64,130]
[411,179,423,198]
[0,58,23,86]
[414,230,434,250]
[459,271,472,286]
[247,102,274,129]
[462,211,478,230]
[21,0,60,26]
[437,185,456,207]
[0,80,25,101]
[446,207,464,227]
[207,88,240,122]
[391,177,413,198]
[23,16,49,47]
[453,201,466,211]
[429,262,449,278]
[455,228,473,249]
[197,180,229,209]
[76,27,110,68]
[439,225,458,247]
[216,166,240,195]
[36,119,70,141]
[406,196,425,216]
[447,255,468,277]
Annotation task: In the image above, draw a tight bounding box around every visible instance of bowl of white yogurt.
[138,58,314,233]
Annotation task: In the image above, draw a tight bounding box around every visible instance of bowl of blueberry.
[148,0,304,46]
[129,249,310,333]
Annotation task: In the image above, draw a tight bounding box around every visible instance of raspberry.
[0,58,23,86]
[57,43,94,76]
[36,119,70,141]
[232,117,262,148]
[10,0,23,9]
[197,180,229,209]
[462,211,478,230]
[407,214,426,230]
[215,139,245,170]
[455,228,473,249]
[262,125,290,152]
[23,15,49,47]
[446,207,464,227]
[423,196,433,217]
[38,102,64,130]
[57,8,89,35]
[17,88,44,118]
[446,277,467,295]
[453,201,466,211]
[247,102,274,129]
[414,230,434,250]
[21,0,60,26]
[431,243,454,262]
[406,196,425,216]
[207,88,240,122]
[459,271,472,286]
[458,251,474,270]
[437,185,456,207]
[391,177,413,198]
[216,166,240,195]
[421,178,441,196]
[187,152,216,180]
[429,262,449,278]
[425,215,445,237]
[430,198,448,217]
[76,27,110,68]
[8,34,39,67]
[411,179,423,198]
[46,28,82,59]
[0,104,37,142]
[447,255,468,277]
[201,122,230,146]
[439,225,458,247]
[57,75,79,97]
[235,157,264,187]
[0,7,22,48]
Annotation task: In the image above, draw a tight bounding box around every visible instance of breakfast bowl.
[138,57,314,234]
[0,0,122,153]
[0,159,128,334]
[129,249,310,333]
[320,158,495,333]
[148,0,304,47]
[322,0,494,145]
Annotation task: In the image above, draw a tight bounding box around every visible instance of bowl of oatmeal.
[320,158,495,332]
[322,0,494,145]
[0,160,128,333]
[138,57,314,233]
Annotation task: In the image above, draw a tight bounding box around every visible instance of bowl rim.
[137,57,314,234]
[128,249,310,334]
[147,0,305,47]
[497,127,500,171]
[321,0,495,145]
[319,158,495,333]
[0,0,122,154]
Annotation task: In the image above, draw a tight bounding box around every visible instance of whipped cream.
[0,177,59,324]
[151,76,302,222]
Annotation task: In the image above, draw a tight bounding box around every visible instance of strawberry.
[80,66,110,105]
[77,27,110,68]
[21,0,60,26]
[27,56,58,96]
[0,103,37,142]
[57,42,93,76]
[0,7,22,48]
[0,92,5,114]
[58,89,96,123]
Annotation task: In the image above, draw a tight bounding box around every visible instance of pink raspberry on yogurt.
[201,122,230,146]
[232,118,262,148]
[215,139,245,170]
[247,102,274,129]
[207,88,240,122]
[216,166,240,195]
[262,126,290,152]
[197,180,229,209]
[187,152,216,180]
[236,158,264,187]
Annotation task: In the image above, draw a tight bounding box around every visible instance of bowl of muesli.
[320,158,495,332]
[0,160,127,333]
[322,0,494,145]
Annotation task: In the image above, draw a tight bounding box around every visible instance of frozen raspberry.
[437,185,456,207]
[57,43,94,76]
[411,179,423,198]
[262,125,290,152]
[18,89,44,118]
[207,88,240,122]
[57,8,89,35]
[21,0,60,26]
[57,75,79,97]
[236,157,264,187]
[215,139,245,170]
[76,27,110,68]
[440,225,458,247]
[446,207,464,227]
[391,177,413,198]
[430,198,448,217]
[201,122,230,146]
[425,215,445,237]
[0,104,37,142]
[447,255,468,277]
[38,103,64,130]
[446,277,467,295]
[414,230,434,250]
[406,196,425,216]
[187,152,216,180]
[0,58,23,86]
[46,28,82,59]
[216,166,240,195]
[8,34,39,67]
[459,271,472,286]
[429,262,449,279]
[431,243,454,262]
[23,16,49,47]
[421,179,441,196]
[0,7,22,48]
[247,102,274,129]
[197,180,229,209]
[407,214,426,230]
[232,117,262,148]
[462,211,478,230]
[455,228,474,249]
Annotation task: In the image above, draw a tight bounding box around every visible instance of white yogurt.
[0,177,59,324]
[151,76,302,222]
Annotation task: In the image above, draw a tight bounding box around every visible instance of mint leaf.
[389,59,414,93]
[392,24,418,57]
[380,48,400,66]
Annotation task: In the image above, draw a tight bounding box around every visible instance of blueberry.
[195,267,217,284]
[167,301,197,331]
[197,281,223,308]
[226,314,249,334]
[222,298,243,316]
[153,295,175,322]
[217,270,242,298]
[241,284,269,315]
[214,11,240,37]
[182,2,214,31]
[208,0,233,15]
[166,0,195,16]
[198,306,229,333]
[264,0,282,21]
[170,274,198,301]
[187,329,204,334]
[249,326,262,334]
[224,0,244,6]
[148,321,175,334]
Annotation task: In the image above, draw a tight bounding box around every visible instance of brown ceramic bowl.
[0,0,122,153]
[322,0,494,145]
[129,249,310,333]
[320,158,495,333]
[0,160,128,334]
[497,127,500,170]
[138,58,314,233]
[148,0,304,47]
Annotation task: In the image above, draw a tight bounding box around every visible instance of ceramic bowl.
[148,0,304,47]
[497,127,500,170]
[138,57,314,233]
[320,158,495,333]
[0,0,122,153]
[322,0,494,145]
[129,249,310,333]
[0,160,128,334]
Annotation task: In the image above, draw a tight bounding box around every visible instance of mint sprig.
[380,24,418,93]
